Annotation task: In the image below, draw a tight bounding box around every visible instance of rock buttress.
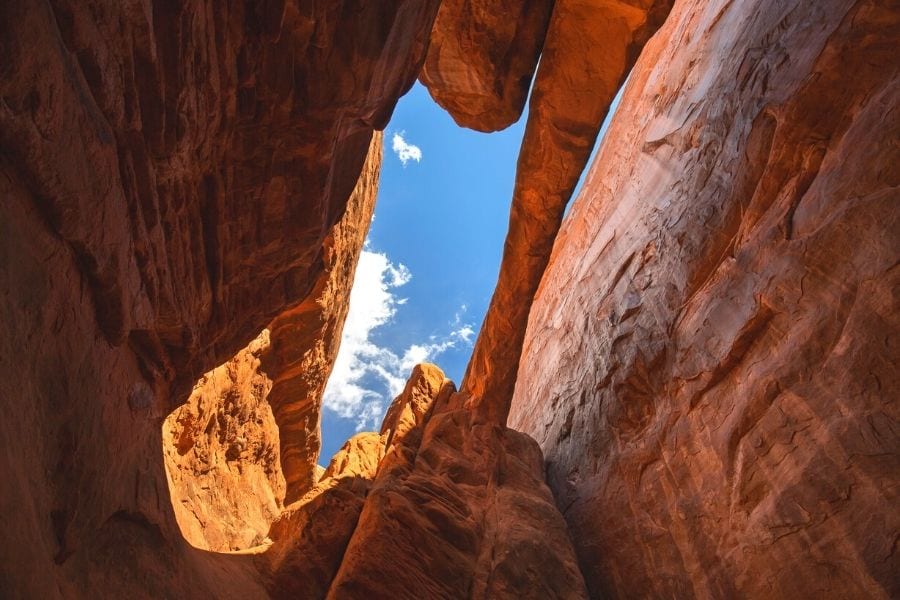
[510,0,900,597]
[327,372,589,599]
[458,0,675,424]
[262,364,453,599]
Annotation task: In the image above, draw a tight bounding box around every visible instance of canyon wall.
[0,0,435,596]
[510,0,900,597]
[162,132,381,552]
[2,0,897,598]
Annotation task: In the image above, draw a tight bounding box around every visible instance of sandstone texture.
[262,366,447,599]
[420,0,554,131]
[161,132,380,553]
[329,376,588,599]
[262,131,382,503]
[163,328,285,552]
[509,0,900,597]
[2,0,898,597]
[0,0,435,595]
[461,0,674,424]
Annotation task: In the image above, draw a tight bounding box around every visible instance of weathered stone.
[329,387,588,599]
[264,364,451,599]
[420,0,554,131]
[262,132,382,503]
[510,0,900,597]
[463,0,674,425]
[0,0,437,595]
[163,329,285,552]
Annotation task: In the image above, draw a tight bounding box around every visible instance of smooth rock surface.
[510,0,900,597]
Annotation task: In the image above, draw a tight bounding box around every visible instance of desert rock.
[510,0,900,596]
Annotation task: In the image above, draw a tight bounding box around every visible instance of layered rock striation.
[162,132,380,552]
[510,0,900,597]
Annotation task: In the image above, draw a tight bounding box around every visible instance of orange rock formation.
[510,0,900,597]
[0,0,897,598]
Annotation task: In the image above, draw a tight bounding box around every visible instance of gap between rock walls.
[1,0,897,598]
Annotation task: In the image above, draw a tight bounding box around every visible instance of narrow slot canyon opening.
[5,0,895,597]
[160,75,630,555]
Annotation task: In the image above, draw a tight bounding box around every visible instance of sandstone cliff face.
[261,130,382,503]
[161,132,380,553]
[0,0,435,595]
[510,0,900,597]
[420,0,554,132]
[163,328,285,552]
[2,0,897,597]
[263,364,450,598]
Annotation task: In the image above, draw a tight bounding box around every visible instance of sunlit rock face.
[163,329,285,552]
[262,364,451,598]
[440,0,676,424]
[510,0,900,597]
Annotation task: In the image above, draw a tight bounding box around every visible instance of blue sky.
[318,80,623,462]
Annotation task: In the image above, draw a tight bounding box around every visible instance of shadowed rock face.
[0,0,435,596]
[261,131,382,503]
[162,132,381,552]
[259,363,588,599]
[0,0,437,400]
[510,0,900,597]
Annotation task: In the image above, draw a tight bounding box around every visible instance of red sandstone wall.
[510,0,900,597]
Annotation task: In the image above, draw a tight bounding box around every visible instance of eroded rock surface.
[262,131,382,503]
[0,0,435,596]
[420,0,554,131]
[462,0,674,424]
[263,364,452,599]
[163,329,285,552]
[510,0,900,597]
[161,132,381,553]
[2,0,896,597]
[329,385,588,599]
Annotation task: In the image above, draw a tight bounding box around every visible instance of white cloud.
[322,247,473,431]
[391,132,422,166]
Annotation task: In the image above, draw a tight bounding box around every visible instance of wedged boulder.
[420,0,554,131]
